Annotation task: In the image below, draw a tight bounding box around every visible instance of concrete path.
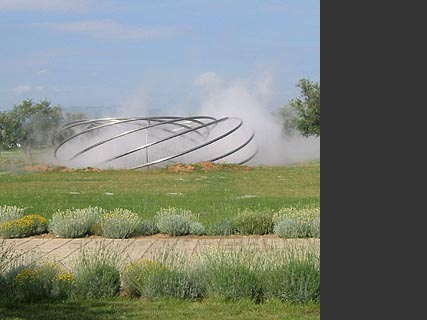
[2,236,320,269]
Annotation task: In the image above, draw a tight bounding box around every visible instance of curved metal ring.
[53,115,258,169]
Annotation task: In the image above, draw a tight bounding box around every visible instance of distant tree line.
[0,99,86,159]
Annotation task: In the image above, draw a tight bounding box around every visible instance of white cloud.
[12,85,44,94]
[0,0,96,12]
[36,20,190,41]
[38,69,48,75]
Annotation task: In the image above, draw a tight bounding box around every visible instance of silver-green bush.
[141,268,206,300]
[207,219,235,236]
[189,221,205,236]
[155,207,194,236]
[273,218,304,238]
[49,207,105,238]
[233,209,274,235]
[156,214,190,236]
[71,242,125,298]
[273,207,320,238]
[0,205,25,224]
[137,220,159,236]
[100,208,140,239]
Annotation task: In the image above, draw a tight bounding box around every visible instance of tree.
[280,79,320,137]
[0,99,63,160]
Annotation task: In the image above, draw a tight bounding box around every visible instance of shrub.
[207,219,235,236]
[0,217,35,239]
[141,268,206,300]
[273,219,303,238]
[233,209,274,235]
[200,243,320,303]
[13,262,70,301]
[189,221,205,236]
[71,243,125,298]
[202,249,264,303]
[74,264,120,298]
[121,259,169,297]
[0,241,38,297]
[0,205,25,224]
[255,242,320,302]
[100,208,140,239]
[155,208,194,236]
[51,271,74,299]
[137,220,159,236]
[0,214,47,239]
[208,264,264,302]
[49,207,105,238]
[273,207,320,238]
[279,259,320,304]
[84,206,106,235]
[24,214,48,235]
[156,214,190,236]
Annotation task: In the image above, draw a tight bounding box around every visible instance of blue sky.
[0,0,320,115]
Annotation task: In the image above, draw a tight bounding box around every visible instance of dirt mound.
[167,161,252,173]
[167,162,196,173]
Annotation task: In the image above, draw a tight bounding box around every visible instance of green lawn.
[0,150,320,227]
[0,150,320,319]
[0,297,320,320]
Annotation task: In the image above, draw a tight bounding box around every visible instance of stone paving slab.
[2,237,320,269]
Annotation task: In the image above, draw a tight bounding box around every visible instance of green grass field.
[0,149,320,319]
[0,150,320,228]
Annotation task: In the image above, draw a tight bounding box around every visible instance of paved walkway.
[2,236,320,269]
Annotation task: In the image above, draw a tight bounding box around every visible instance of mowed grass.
[0,150,319,227]
[0,297,320,320]
[0,165,319,227]
[0,151,320,319]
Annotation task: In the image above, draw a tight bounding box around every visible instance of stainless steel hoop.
[53,116,258,169]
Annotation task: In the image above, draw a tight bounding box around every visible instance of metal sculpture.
[53,116,258,169]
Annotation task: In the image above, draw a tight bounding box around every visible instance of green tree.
[280,79,320,137]
[0,99,63,160]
